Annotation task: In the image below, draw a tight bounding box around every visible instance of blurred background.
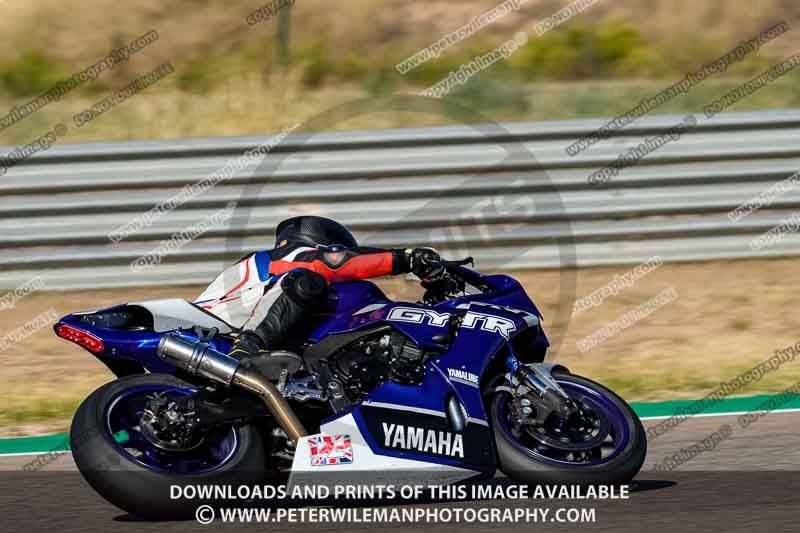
[0,0,798,142]
[1,0,799,436]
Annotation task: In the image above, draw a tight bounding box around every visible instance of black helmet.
[274,216,358,249]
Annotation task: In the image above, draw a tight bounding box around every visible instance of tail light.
[56,324,105,354]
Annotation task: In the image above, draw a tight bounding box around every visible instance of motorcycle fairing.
[289,413,482,488]
[311,274,548,348]
[301,301,540,473]
[55,301,234,374]
[131,299,235,333]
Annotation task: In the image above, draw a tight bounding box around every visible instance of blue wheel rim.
[104,384,240,474]
[497,378,631,467]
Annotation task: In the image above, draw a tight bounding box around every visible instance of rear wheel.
[71,374,268,520]
[488,371,646,485]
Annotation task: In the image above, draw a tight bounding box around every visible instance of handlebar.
[420,256,485,304]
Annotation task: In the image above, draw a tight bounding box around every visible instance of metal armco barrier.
[1,109,799,289]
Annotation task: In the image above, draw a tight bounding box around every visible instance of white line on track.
[638,407,800,421]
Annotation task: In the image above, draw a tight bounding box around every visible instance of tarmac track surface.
[1,413,798,533]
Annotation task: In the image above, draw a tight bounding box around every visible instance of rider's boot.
[228,330,271,368]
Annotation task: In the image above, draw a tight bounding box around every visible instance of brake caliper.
[140,392,203,452]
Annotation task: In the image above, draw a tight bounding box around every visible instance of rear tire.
[489,371,646,485]
[71,374,268,520]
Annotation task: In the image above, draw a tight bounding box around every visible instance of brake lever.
[441,257,474,268]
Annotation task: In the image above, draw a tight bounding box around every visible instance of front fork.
[505,347,577,422]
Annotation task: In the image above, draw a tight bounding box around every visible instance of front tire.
[71,374,268,520]
[489,371,646,485]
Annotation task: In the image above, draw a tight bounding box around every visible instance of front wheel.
[489,371,646,485]
[71,374,268,520]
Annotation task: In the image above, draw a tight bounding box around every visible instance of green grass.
[0,73,800,144]
[0,397,82,426]
[0,51,68,97]
[1,71,799,145]
[0,19,788,102]
[599,374,724,401]
[0,14,797,145]
[594,360,800,403]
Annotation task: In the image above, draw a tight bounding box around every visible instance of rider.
[194,216,442,362]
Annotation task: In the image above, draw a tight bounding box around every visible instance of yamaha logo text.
[447,368,479,386]
[382,423,465,458]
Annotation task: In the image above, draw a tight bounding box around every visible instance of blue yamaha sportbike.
[57,259,646,519]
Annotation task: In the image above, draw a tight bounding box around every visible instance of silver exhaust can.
[156,333,308,443]
[157,334,239,386]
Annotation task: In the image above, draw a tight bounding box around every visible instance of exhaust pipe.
[157,335,308,443]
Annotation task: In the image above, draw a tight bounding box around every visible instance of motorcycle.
[57,258,646,519]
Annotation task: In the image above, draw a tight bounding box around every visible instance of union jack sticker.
[308,434,353,466]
